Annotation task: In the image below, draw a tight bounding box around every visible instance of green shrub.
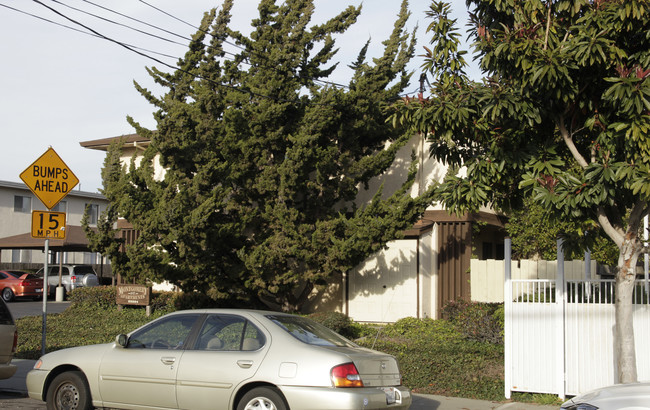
[150,291,177,312]
[307,311,366,339]
[171,291,221,310]
[357,316,504,401]
[67,286,117,309]
[15,304,164,359]
[440,299,472,322]
[442,300,504,345]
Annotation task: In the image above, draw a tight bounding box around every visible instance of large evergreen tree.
[393,0,650,383]
[103,0,435,312]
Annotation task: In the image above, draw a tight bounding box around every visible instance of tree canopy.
[99,0,435,312]
[392,0,650,383]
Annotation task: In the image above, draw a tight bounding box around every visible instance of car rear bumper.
[14,288,42,298]
[280,385,411,410]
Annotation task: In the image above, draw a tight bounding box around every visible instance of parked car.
[35,265,99,296]
[0,297,17,380]
[26,309,411,410]
[0,270,43,302]
[562,382,650,409]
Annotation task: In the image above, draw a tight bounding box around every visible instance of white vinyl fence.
[503,239,650,398]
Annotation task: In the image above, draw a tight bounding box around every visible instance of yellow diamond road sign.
[20,147,79,209]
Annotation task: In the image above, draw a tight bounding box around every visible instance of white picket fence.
[502,242,650,398]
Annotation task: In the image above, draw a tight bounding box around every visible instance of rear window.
[0,301,14,325]
[266,315,356,348]
[72,266,96,275]
[7,271,27,279]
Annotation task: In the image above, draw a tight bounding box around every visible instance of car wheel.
[237,387,288,410]
[1,288,14,302]
[46,371,92,410]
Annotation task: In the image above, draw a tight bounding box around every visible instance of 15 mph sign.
[20,147,79,209]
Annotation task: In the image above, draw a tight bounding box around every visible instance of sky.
[0,0,477,194]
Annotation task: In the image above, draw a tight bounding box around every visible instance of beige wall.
[471,259,600,303]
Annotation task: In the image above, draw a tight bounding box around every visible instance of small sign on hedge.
[116,285,151,315]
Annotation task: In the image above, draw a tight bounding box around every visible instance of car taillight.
[12,330,17,353]
[331,363,363,387]
[71,276,77,282]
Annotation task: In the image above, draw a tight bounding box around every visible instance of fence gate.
[504,239,650,398]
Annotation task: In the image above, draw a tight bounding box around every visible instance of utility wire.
[0,2,179,60]
[51,0,194,48]
[21,0,412,104]
[138,0,352,91]
[80,0,188,42]
[53,0,243,62]
[30,0,337,106]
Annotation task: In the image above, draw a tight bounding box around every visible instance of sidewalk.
[1,359,560,410]
[410,393,560,410]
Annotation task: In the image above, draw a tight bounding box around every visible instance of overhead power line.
[9,0,415,103]
[0,2,179,60]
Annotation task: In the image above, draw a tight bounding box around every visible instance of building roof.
[0,180,106,201]
[402,210,507,238]
[79,133,151,152]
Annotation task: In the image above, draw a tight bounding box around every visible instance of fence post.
[557,238,566,399]
[643,215,650,296]
[504,237,512,400]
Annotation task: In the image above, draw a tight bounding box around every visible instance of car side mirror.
[116,334,129,348]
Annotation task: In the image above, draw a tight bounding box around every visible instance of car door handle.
[161,357,176,365]
[237,360,253,369]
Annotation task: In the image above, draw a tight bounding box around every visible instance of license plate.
[380,387,396,404]
[35,289,42,293]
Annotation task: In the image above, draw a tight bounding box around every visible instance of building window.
[85,203,99,225]
[83,252,99,265]
[14,195,31,213]
[51,201,67,213]
[11,249,31,263]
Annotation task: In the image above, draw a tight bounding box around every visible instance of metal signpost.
[20,147,79,356]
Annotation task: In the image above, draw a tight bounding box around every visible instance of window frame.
[13,195,31,213]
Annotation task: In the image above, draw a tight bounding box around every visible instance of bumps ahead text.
[30,165,72,193]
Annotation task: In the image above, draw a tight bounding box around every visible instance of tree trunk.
[615,235,642,384]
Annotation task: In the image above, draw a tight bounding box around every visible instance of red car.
[0,270,43,302]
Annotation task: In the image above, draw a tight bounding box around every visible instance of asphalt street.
[6,300,71,320]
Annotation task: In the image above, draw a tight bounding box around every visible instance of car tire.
[1,288,14,302]
[237,387,288,410]
[46,371,92,410]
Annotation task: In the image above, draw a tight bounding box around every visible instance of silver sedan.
[26,309,411,410]
[561,382,650,410]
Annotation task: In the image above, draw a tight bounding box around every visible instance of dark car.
[0,270,43,302]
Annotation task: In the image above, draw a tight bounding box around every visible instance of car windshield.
[266,315,357,348]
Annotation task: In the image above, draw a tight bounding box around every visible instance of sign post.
[20,147,79,356]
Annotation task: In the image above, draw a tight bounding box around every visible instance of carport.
[0,225,93,254]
